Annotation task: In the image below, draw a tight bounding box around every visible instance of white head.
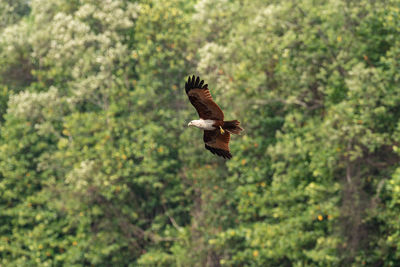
[187,120,197,127]
[187,119,216,130]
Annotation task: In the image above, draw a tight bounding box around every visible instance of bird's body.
[185,75,243,159]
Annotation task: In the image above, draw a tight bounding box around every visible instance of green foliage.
[0,0,400,266]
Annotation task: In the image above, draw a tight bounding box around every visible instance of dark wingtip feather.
[205,145,232,159]
[185,75,208,94]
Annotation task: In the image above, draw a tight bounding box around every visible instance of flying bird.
[185,75,243,159]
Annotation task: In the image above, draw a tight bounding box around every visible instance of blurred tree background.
[0,0,399,266]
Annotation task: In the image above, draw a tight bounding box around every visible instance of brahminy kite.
[185,75,243,159]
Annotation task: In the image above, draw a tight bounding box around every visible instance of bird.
[185,75,243,159]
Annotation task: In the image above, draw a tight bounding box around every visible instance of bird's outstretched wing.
[185,75,224,120]
[203,130,232,159]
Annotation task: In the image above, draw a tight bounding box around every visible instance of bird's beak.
[187,122,192,127]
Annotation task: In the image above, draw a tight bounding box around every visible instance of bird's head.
[187,121,194,127]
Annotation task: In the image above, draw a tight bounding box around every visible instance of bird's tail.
[223,120,243,135]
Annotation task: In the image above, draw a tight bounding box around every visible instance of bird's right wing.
[185,75,224,120]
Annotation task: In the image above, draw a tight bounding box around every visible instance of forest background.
[1,0,400,266]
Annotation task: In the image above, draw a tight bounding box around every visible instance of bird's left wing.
[185,75,224,120]
[203,130,232,159]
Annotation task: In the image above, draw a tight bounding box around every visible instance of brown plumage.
[203,130,232,159]
[185,75,243,159]
[186,88,224,120]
